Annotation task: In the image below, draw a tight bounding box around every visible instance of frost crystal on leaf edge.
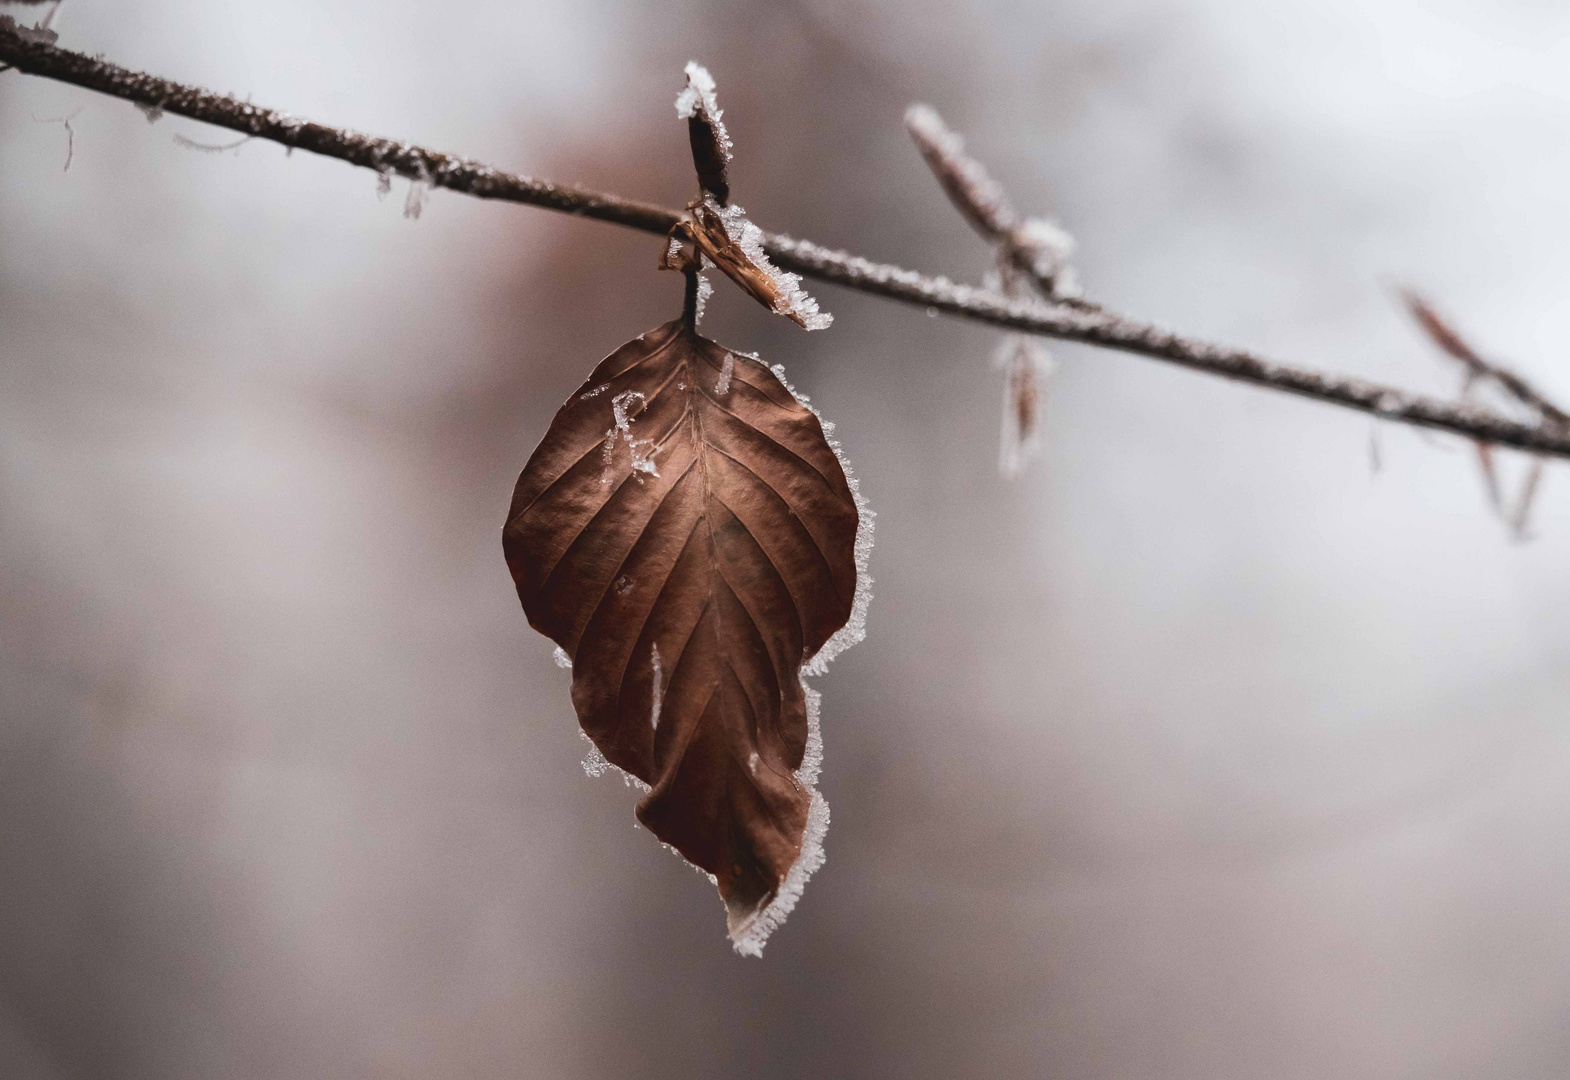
[722,355,873,957]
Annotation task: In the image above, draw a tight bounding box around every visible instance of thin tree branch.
[1402,291,1562,539]
[905,103,1089,307]
[5,23,1570,460]
[1402,291,1570,429]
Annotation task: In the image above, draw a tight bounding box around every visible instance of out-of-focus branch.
[905,104,1087,306]
[1403,291,1564,539]
[1402,292,1570,429]
[5,24,1570,461]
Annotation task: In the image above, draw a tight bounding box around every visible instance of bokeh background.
[4,1,1570,1077]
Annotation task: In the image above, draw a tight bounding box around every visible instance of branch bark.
[4,21,1569,459]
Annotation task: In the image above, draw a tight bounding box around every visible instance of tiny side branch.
[3,21,1569,459]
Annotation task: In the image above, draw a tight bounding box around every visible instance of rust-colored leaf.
[503,319,864,953]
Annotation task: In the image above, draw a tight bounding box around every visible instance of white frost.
[714,352,735,395]
[603,390,660,482]
[694,272,714,326]
[674,61,733,163]
[552,645,573,670]
[403,159,432,220]
[1012,217,1080,299]
[599,429,617,485]
[995,334,1057,478]
[650,643,663,731]
[726,686,831,957]
[724,356,874,958]
[711,200,833,331]
[580,731,650,791]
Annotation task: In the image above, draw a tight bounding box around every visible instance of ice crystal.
[712,200,832,331]
[580,732,650,791]
[403,176,430,219]
[610,390,659,477]
[724,354,873,957]
[649,644,663,731]
[1013,217,1078,296]
[694,272,714,326]
[674,61,733,163]
[995,334,1057,478]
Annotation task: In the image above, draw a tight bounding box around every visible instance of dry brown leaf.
[503,319,861,952]
[677,203,832,330]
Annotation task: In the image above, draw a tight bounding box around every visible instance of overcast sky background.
[3,1,1570,1077]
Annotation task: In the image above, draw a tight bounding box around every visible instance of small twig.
[1402,290,1570,428]
[1474,441,1505,514]
[31,106,77,170]
[905,103,1017,240]
[1403,292,1563,536]
[172,131,252,154]
[1509,459,1545,541]
[905,103,1088,307]
[4,26,1570,460]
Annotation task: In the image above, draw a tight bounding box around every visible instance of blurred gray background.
[3,1,1570,1077]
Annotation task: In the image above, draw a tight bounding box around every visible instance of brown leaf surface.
[503,319,860,947]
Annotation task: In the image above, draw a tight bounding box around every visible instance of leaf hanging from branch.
[503,317,868,954]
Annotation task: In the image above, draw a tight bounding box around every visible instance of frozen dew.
[1012,217,1079,297]
[10,20,59,46]
[674,61,733,162]
[600,390,659,483]
[579,383,610,400]
[995,334,1057,478]
[649,644,663,731]
[612,390,660,477]
[712,200,833,330]
[694,272,714,325]
[714,352,735,395]
[581,736,610,778]
[552,645,573,670]
[580,732,650,791]
[725,357,873,958]
[599,428,617,485]
[403,178,430,219]
[612,391,645,435]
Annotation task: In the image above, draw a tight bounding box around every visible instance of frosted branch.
[4,23,1570,460]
